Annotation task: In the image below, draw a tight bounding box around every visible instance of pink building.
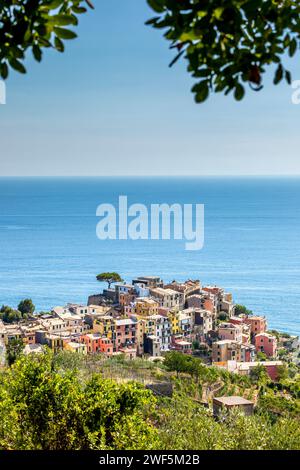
[255,333,277,358]
[218,322,242,343]
[114,318,137,350]
[237,361,283,381]
[172,338,193,354]
[245,316,267,335]
[264,363,281,381]
[187,294,215,314]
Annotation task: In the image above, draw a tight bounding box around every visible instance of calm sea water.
[0,177,299,335]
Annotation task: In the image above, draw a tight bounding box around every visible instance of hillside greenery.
[0,349,299,450]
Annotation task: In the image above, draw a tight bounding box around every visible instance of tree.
[234,304,253,316]
[256,351,268,362]
[249,364,270,387]
[6,339,24,366]
[0,350,159,450]
[276,364,289,381]
[146,0,300,102]
[1,349,300,450]
[96,272,123,289]
[0,305,22,324]
[18,299,35,316]
[0,0,94,79]
[2,1,300,103]
[157,392,300,450]
[164,351,190,377]
[218,312,228,321]
[164,351,204,378]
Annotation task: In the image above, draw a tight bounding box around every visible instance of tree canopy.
[0,305,24,323]
[0,350,299,450]
[0,350,158,450]
[18,298,35,315]
[96,272,123,288]
[5,338,24,366]
[146,0,300,101]
[1,1,300,102]
[0,0,93,79]
[234,304,253,316]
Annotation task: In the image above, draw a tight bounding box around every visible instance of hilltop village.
[1,275,298,381]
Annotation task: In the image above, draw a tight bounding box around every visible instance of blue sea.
[0,177,299,335]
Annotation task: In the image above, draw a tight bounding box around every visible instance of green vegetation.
[5,338,24,366]
[0,1,94,79]
[157,393,300,450]
[0,305,26,323]
[2,1,300,103]
[0,299,34,323]
[256,351,268,362]
[218,312,228,321]
[0,350,158,450]
[18,299,35,316]
[146,0,300,102]
[234,304,253,316]
[96,272,123,289]
[0,350,299,450]
[249,364,270,386]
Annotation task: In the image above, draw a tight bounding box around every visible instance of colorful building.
[212,340,242,362]
[81,333,113,356]
[172,338,193,354]
[149,287,182,309]
[255,333,277,358]
[218,322,243,343]
[245,316,267,335]
[114,318,137,351]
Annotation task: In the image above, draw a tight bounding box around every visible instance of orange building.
[245,316,267,335]
[81,333,113,356]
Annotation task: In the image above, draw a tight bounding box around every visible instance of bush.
[0,351,159,450]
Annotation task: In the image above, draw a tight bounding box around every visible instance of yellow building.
[168,309,180,335]
[64,341,87,354]
[93,315,114,339]
[46,334,64,353]
[134,298,159,317]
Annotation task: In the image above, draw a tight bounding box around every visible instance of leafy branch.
[0,0,94,79]
[146,0,300,102]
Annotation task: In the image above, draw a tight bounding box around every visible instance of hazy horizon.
[1,175,300,178]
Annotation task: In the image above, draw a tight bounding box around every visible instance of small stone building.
[213,396,254,417]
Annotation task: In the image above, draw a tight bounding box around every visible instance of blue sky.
[0,0,300,176]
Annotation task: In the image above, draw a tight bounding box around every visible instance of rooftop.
[238,361,283,370]
[213,396,254,406]
[218,322,239,329]
[214,339,238,345]
[246,316,265,321]
[175,340,192,346]
[68,341,85,349]
[115,318,136,326]
[150,287,179,296]
[255,332,276,338]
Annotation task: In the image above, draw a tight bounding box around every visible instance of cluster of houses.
[0,275,298,380]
